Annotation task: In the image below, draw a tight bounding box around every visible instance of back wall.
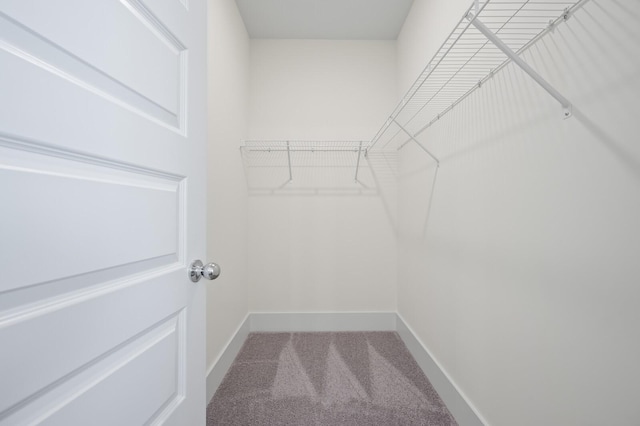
[247,39,398,313]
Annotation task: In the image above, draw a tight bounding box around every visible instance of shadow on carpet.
[207,331,457,425]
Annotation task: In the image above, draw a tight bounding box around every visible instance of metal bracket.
[467,13,573,119]
[354,141,363,183]
[392,118,440,165]
[286,141,293,182]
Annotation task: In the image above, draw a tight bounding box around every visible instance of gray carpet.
[206,332,458,425]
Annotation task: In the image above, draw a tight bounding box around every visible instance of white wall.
[397,0,640,425]
[247,40,398,313]
[206,0,250,372]
[396,0,468,97]
[248,39,397,140]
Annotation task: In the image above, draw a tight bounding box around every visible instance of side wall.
[206,0,250,379]
[396,0,640,425]
[247,40,398,314]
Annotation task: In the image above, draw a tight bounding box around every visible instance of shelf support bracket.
[354,141,363,183]
[286,141,293,182]
[467,13,572,119]
[392,118,440,165]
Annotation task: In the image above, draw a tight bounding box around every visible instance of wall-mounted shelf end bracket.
[354,141,363,183]
[466,12,573,119]
[286,141,293,183]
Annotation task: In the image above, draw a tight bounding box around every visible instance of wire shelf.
[240,140,377,195]
[241,0,587,192]
[369,0,587,153]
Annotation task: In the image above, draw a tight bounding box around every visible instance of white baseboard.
[396,313,487,426]
[205,311,484,426]
[205,314,250,404]
[249,312,397,332]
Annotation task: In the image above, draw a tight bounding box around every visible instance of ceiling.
[235,0,415,40]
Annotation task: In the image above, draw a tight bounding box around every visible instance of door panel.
[0,146,182,291]
[41,321,181,426]
[0,0,206,424]
[0,275,185,415]
[1,1,184,128]
[3,309,185,426]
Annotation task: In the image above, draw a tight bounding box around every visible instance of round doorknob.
[189,260,221,282]
[202,262,221,280]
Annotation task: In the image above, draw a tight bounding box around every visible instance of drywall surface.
[247,40,397,313]
[396,0,468,98]
[249,39,397,140]
[396,0,640,425]
[206,0,250,375]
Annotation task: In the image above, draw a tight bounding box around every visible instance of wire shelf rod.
[245,148,363,153]
[392,0,589,152]
[389,0,532,136]
[367,0,490,150]
[368,0,587,154]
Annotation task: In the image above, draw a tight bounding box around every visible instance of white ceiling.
[235,0,415,40]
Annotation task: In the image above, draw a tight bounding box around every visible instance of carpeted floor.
[206,332,457,425]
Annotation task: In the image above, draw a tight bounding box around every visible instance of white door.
[0,0,208,424]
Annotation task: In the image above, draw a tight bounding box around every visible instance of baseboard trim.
[396,313,487,426]
[205,313,250,404]
[249,312,397,332]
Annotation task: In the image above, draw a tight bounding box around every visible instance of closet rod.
[466,12,573,118]
[245,149,362,152]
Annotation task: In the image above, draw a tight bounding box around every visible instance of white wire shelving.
[369,0,588,158]
[241,0,587,191]
[240,140,376,195]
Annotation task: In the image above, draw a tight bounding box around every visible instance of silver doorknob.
[189,260,221,282]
